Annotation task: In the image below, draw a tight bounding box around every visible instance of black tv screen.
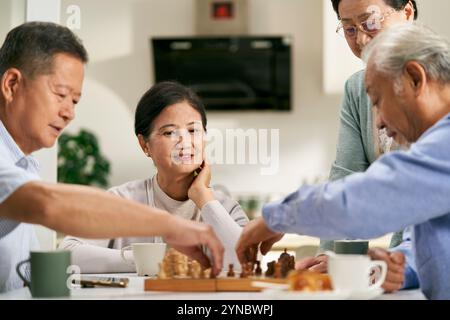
[151,36,292,111]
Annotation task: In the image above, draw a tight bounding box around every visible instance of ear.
[1,68,22,104]
[137,134,151,157]
[404,61,426,97]
[404,1,415,21]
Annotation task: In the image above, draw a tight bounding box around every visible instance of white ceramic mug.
[120,243,166,277]
[326,252,387,292]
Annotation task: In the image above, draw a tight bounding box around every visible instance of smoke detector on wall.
[195,0,249,35]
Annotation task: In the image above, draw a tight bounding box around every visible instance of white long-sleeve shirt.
[59,175,248,273]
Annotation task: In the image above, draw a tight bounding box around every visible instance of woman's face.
[338,0,415,58]
[142,101,205,176]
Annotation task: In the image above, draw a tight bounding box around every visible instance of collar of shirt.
[0,121,40,173]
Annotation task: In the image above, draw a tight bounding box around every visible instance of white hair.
[362,23,450,90]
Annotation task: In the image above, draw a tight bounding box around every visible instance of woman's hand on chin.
[188,161,215,209]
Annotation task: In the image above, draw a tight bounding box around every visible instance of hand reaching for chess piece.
[164,216,224,276]
[235,217,284,266]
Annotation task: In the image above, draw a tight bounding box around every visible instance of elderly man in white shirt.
[0,22,225,292]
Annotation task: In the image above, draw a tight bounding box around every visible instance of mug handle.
[120,246,134,265]
[16,259,31,287]
[368,260,387,290]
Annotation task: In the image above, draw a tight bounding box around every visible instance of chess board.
[144,276,287,292]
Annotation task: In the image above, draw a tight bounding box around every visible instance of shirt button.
[17,158,28,169]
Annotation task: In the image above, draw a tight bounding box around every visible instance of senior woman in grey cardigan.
[295,0,420,293]
[60,82,248,273]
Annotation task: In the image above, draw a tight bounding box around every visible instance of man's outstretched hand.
[235,217,284,265]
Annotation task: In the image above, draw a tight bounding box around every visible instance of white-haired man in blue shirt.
[236,23,450,300]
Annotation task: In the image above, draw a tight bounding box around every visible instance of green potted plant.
[57,129,111,188]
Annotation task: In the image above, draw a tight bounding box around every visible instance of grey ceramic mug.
[334,240,369,255]
[16,250,71,298]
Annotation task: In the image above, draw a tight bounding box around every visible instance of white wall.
[60,0,450,200]
[0,0,26,42]
[0,1,12,42]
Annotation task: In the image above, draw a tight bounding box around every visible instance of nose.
[176,129,192,147]
[356,29,371,49]
[375,112,385,130]
[60,101,75,122]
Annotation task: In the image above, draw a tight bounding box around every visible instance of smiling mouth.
[179,154,194,161]
[171,152,200,165]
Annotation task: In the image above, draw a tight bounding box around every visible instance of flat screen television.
[151,36,292,111]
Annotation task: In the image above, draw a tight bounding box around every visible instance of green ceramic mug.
[16,250,71,298]
[334,240,369,255]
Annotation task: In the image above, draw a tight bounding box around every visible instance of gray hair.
[362,23,450,87]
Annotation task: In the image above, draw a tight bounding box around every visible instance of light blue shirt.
[263,114,450,300]
[0,121,40,292]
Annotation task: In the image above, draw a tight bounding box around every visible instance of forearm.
[201,201,242,245]
[0,181,173,239]
[201,200,242,266]
[60,237,134,273]
[264,143,450,240]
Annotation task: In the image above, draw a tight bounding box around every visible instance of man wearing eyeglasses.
[294,0,419,294]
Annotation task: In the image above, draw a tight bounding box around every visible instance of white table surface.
[0,273,426,300]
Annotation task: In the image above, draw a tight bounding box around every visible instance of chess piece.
[187,260,193,278]
[274,262,282,279]
[240,264,248,278]
[278,249,296,278]
[158,262,168,279]
[227,264,235,277]
[203,268,212,279]
[255,261,262,276]
[158,248,201,279]
[265,261,275,277]
[279,248,290,260]
[191,261,202,279]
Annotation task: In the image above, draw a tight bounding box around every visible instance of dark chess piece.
[240,268,247,278]
[279,248,290,260]
[278,249,295,278]
[265,261,275,277]
[255,261,262,276]
[227,264,235,277]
